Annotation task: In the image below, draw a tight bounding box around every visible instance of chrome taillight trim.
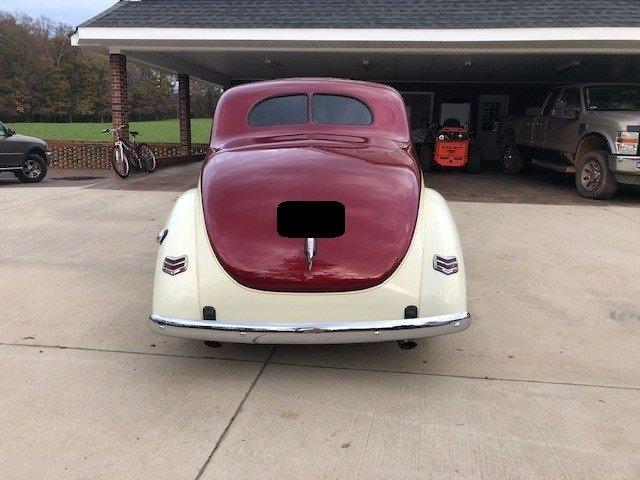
[433,254,458,275]
[163,255,188,276]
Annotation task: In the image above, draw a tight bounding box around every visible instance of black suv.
[0,121,50,183]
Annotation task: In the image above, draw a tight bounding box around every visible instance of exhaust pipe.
[397,339,418,350]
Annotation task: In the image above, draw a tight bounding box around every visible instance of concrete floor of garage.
[1,164,639,479]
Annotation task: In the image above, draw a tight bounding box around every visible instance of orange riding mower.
[418,119,481,174]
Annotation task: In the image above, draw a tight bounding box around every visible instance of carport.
[71,0,640,162]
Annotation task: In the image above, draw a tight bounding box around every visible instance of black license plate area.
[277,201,345,238]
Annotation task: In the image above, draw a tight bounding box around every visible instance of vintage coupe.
[150,78,470,347]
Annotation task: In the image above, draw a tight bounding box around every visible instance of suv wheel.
[500,137,523,174]
[575,150,618,199]
[15,154,47,183]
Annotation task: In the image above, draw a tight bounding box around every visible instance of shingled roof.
[81,0,640,29]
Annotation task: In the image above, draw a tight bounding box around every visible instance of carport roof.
[73,0,640,86]
[82,0,640,29]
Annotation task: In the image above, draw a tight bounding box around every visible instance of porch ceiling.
[118,49,640,87]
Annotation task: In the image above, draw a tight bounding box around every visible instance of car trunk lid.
[201,142,420,292]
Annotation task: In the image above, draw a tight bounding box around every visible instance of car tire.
[575,150,618,200]
[419,145,432,172]
[466,146,482,173]
[15,154,47,183]
[500,136,524,174]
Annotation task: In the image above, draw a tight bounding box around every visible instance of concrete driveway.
[1,165,639,479]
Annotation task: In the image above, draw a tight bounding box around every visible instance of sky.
[2,0,116,27]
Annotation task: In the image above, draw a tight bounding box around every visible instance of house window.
[312,94,372,125]
[249,95,308,126]
[481,102,502,132]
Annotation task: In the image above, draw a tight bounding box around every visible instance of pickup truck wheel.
[419,145,432,172]
[500,138,523,174]
[15,154,47,183]
[575,150,618,199]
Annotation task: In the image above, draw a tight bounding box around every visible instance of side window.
[554,88,581,119]
[312,94,372,125]
[0,122,6,136]
[542,89,561,116]
[249,95,308,126]
[561,88,581,109]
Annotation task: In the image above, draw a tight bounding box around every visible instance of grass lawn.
[6,118,213,143]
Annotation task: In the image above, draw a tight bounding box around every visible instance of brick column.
[178,74,192,156]
[109,53,129,140]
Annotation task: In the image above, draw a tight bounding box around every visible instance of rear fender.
[418,189,467,317]
[152,189,201,320]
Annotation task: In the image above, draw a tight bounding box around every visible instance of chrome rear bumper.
[149,312,471,344]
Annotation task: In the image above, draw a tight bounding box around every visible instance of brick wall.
[178,74,192,156]
[46,140,209,170]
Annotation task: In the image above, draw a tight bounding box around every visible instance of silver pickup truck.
[499,83,640,199]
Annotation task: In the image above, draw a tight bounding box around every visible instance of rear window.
[249,95,308,126]
[312,94,372,125]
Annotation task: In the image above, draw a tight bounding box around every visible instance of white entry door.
[477,95,509,163]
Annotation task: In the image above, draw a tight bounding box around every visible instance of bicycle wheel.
[137,143,157,173]
[111,146,130,178]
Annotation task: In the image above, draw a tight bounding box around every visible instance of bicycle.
[102,124,157,178]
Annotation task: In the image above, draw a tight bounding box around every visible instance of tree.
[191,80,223,118]
[129,66,176,121]
[0,11,221,123]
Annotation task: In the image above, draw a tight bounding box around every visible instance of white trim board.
[72,27,640,44]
